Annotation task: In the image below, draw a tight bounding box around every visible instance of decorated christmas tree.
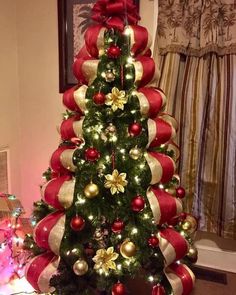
[25,1,197,294]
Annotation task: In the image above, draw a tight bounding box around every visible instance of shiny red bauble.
[176,186,186,199]
[107,45,121,59]
[131,195,145,212]
[112,283,126,295]
[111,219,125,233]
[148,236,159,248]
[93,92,106,105]
[70,216,85,231]
[128,122,142,137]
[85,147,100,162]
[152,285,166,295]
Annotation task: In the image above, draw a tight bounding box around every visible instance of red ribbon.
[92,0,140,31]
[168,263,194,295]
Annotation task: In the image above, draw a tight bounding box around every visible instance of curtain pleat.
[157,53,236,239]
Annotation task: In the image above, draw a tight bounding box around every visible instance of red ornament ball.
[148,236,159,248]
[128,122,142,137]
[107,45,121,59]
[152,285,166,295]
[112,283,126,295]
[111,219,125,233]
[85,147,100,162]
[131,195,145,212]
[176,186,186,199]
[93,92,106,105]
[70,216,85,231]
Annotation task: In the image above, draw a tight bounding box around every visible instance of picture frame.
[58,0,140,93]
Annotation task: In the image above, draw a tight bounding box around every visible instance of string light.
[148,275,154,282]
[88,215,94,221]
[131,228,138,235]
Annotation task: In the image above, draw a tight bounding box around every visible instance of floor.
[192,269,236,295]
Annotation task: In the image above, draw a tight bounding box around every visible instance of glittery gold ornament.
[104,169,128,195]
[73,259,88,276]
[185,215,198,234]
[129,147,142,160]
[84,182,99,199]
[105,87,128,111]
[120,240,136,258]
[93,247,119,272]
[187,245,198,263]
[181,221,192,232]
[105,71,115,82]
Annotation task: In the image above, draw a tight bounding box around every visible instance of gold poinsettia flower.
[105,87,128,111]
[93,247,119,273]
[104,169,128,195]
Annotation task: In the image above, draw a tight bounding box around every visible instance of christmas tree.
[25,1,197,294]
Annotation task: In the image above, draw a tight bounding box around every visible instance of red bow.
[92,0,140,31]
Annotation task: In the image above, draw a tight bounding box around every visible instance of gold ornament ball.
[129,147,142,160]
[185,215,198,233]
[84,182,99,199]
[73,259,88,276]
[120,240,136,258]
[181,221,192,232]
[187,246,198,258]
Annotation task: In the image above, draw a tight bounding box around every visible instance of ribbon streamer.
[147,117,176,148]
[25,253,59,293]
[33,211,65,255]
[124,25,152,56]
[158,228,189,266]
[135,87,167,118]
[73,57,99,85]
[145,151,176,184]
[63,85,88,114]
[147,187,182,225]
[85,24,107,58]
[165,263,195,295]
[50,146,77,174]
[60,116,84,141]
[41,175,75,210]
[91,0,140,31]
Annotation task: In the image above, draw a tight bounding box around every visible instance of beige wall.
[0,0,21,197]
[16,0,63,213]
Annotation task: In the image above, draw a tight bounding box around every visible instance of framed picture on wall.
[58,0,140,93]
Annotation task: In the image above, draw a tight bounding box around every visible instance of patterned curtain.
[154,0,236,239]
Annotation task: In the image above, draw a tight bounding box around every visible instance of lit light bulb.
[77,196,86,205]
[159,184,164,189]
[148,276,154,282]
[126,74,133,80]
[131,228,138,235]
[117,264,122,270]
[143,213,150,219]
[88,215,94,221]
